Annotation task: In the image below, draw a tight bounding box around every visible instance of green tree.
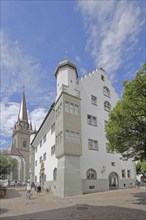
[0,150,17,177]
[106,63,146,161]
[136,162,146,176]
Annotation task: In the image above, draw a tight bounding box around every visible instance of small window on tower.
[101,75,104,81]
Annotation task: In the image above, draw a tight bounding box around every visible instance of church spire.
[18,87,28,123]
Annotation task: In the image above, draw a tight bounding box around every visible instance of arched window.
[23,141,27,147]
[86,169,97,180]
[103,86,110,98]
[53,168,57,181]
[104,101,111,112]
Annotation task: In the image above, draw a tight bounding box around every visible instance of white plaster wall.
[79,69,135,185]
[33,110,57,183]
[56,67,78,99]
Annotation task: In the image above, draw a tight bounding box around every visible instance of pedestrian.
[36,185,41,195]
[135,180,140,189]
[26,190,32,199]
[26,183,31,191]
[46,185,52,193]
[31,182,36,191]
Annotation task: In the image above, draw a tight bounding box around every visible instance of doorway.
[109,172,119,190]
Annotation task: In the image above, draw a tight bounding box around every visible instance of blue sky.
[1,0,145,149]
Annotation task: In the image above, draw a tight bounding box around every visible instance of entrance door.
[109,172,119,190]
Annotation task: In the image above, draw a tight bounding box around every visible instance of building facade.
[31,59,136,197]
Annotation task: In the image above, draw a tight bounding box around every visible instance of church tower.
[12,89,32,181]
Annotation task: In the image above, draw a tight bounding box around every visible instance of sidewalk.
[0,186,146,220]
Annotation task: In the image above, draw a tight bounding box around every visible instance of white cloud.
[30,107,47,131]
[0,102,19,138]
[0,31,55,106]
[76,1,144,80]
[0,31,56,148]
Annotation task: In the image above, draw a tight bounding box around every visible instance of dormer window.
[104,101,111,112]
[103,86,110,98]
[91,95,97,105]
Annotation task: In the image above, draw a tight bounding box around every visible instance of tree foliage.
[136,162,146,176]
[106,63,146,161]
[0,150,17,177]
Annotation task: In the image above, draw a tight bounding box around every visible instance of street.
[0,186,145,220]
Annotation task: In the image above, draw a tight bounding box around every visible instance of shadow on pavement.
[132,191,146,205]
[0,209,8,215]
[0,204,145,220]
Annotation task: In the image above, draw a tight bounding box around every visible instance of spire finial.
[18,88,28,123]
[65,50,68,60]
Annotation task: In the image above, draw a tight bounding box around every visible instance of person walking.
[26,183,32,199]
[31,182,36,191]
[36,185,41,195]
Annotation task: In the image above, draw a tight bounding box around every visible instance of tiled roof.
[10,145,23,157]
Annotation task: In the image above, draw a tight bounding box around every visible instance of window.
[35,146,37,153]
[56,103,62,118]
[65,130,70,142]
[87,169,97,179]
[111,162,115,166]
[65,130,80,144]
[122,170,126,178]
[40,140,42,147]
[89,186,95,189]
[75,132,80,144]
[56,131,62,145]
[75,105,79,115]
[53,168,57,181]
[103,86,110,98]
[104,101,111,112]
[91,95,97,105]
[70,131,75,143]
[35,176,37,183]
[35,160,37,167]
[39,156,42,163]
[65,101,69,112]
[43,134,46,143]
[101,75,104,81]
[88,139,98,151]
[23,141,27,147]
[43,153,46,161]
[51,145,55,156]
[127,170,131,178]
[87,114,97,126]
[58,102,62,114]
[51,123,55,134]
[70,103,74,114]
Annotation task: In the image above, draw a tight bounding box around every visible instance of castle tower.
[55,59,82,197]
[12,89,31,181]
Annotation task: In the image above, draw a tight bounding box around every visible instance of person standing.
[36,185,41,195]
[31,182,36,191]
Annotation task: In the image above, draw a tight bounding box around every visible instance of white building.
[31,59,136,197]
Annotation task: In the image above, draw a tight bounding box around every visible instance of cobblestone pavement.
[0,186,145,220]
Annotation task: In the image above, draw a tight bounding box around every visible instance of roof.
[55,59,78,78]
[10,145,23,157]
[18,89,28,123]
